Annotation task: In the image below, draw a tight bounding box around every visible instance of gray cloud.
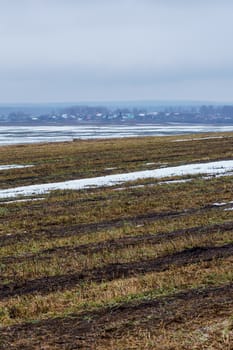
[0,0,233,102]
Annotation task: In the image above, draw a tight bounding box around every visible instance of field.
[0,132,233,349]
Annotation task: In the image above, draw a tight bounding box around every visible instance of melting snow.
[1,125,233,146]
[159,179,193,185]
[0,164,33,171]
[213,202,227,206]
[1,198,45,204]
[0,159,232,199]
[213,200,233,210]
[172,136,227,142]
[213,200,233,211]
[114,178,193,191]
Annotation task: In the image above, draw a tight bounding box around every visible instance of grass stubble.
[0,132,233,349]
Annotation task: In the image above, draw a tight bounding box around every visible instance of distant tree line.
[0,105,233,124]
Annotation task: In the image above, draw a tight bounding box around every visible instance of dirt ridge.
[1,242,232,300]
[1,282,233,349]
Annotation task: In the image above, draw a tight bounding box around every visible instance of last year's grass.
[0,131,233,188]
[0,132,233,349]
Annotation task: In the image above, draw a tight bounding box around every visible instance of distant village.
[1,104,233,125]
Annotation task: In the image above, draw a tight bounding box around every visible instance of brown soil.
[1,242,232,300]
[1,282,233,349]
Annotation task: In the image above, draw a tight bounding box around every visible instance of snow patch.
[0,164,33,171]
[213,202,227,206]
[172,136,227,142]
[0,159,233,199]
[114,178,193,191]
[213,200,233,210]
[1,197,45,204]
[159,179,193,185]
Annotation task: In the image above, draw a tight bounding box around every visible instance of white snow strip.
[0,164,33,171]
[213,202,227,206]
[172,136,226,142]
[212,199,233,211]
[1,198,45,204]
[114,178,193,191]
[203,171,233,180]
[0,160,233,199]
[120,184,146,190]
[159,179,193,185]
[213,200,233,208]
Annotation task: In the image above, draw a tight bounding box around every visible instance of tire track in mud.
[1,242,233,300]
[1,283,233,349]
[0,204,227,247]
[2,221,233,264]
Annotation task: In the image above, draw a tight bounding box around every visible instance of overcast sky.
[0,0,233,103]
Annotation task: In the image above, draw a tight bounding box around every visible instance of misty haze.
[0,2,233,349]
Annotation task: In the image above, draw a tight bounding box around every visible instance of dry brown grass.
[0,132,233,349]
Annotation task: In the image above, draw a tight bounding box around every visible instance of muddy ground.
[1,283,232,349]
[1,242,232,300]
